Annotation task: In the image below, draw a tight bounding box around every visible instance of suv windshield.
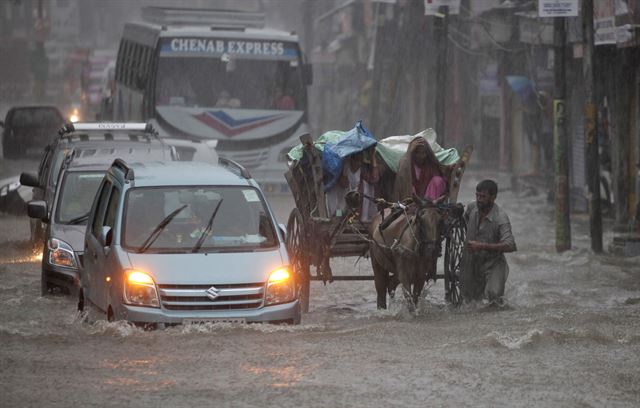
[122,186,277,252]
[55,171,105,224]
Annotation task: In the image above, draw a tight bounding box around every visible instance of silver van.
[79,160,300,325]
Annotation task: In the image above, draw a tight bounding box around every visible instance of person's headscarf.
[393,136,444,201]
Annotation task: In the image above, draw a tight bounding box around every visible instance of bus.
[111,6,312,192]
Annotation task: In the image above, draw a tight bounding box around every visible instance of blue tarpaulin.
[322,121,377,191]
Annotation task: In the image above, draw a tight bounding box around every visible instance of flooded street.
[1,159,638,407]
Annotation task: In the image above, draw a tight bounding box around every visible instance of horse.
[368,196,441,310]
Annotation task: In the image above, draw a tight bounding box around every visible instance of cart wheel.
[286,208,310,313]
[444,215,465,307]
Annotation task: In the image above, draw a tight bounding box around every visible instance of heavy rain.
[1,0,639,407]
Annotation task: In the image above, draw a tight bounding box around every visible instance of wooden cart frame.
[285,133,473,312]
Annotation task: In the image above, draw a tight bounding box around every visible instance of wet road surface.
[1,159,639,407]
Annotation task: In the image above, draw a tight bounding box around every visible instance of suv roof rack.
[111,159,135,181]
[218,157,251,179]
[58,122,157,137]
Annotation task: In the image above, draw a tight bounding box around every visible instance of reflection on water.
[101,357,176,391]
[1,251,42,264]
[241,354,316,388]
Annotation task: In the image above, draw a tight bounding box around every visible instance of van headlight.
[123,270,160,308]
[264,267,296,306]
[47,238,77,268]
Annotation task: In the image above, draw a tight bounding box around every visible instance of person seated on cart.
[379,135,448,280]
[393,135,447,203]
[326,148,380,222]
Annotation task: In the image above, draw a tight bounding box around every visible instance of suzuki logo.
[205,286,221,300]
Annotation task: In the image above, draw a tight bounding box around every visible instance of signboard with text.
[538,0,579,17]
[159,38,299,60]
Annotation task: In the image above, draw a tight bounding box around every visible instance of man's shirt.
[463,201,517,274]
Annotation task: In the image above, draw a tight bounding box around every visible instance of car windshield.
[55,171,104,224]
[122,186,277,253]
[12,108,63,128]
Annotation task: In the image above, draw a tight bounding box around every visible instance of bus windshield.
[155,55,305,111]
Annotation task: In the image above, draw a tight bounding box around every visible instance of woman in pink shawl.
[394,136,447,202]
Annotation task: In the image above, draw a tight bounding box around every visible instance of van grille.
[157,283,264,311]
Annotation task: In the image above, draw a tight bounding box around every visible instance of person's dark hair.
[476,179,498,196]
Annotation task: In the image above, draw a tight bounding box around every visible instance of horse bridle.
[410,206,441,259]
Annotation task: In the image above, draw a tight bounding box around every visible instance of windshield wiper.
[137,204,188,254]
[191,199,223,253]
[68,212,90,225]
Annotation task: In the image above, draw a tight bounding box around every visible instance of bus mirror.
[303,63,313,85]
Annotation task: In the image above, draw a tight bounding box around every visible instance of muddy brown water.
[1,158,639,407]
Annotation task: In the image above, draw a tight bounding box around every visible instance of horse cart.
[284,132,473,312]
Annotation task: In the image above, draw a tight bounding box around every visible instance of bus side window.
[125,42,136,89]
[120,41,129,87]
[136,46,149,90]
[115,41,126,84]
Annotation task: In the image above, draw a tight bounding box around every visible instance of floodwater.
[1,160,639,407]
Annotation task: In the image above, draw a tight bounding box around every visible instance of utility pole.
[582,0,603,252]
[435,5,448,146]
[553,17,571,252]
[32,0,48,102]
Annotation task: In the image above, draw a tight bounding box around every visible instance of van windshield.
[122,186,278,253]
[55,171,104,224]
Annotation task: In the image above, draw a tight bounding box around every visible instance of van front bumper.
[117,300,301,325]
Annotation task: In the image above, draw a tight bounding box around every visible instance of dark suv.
[1,106,64,159]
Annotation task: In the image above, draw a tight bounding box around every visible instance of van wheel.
[107,306,115,322]
[77,289,84,312]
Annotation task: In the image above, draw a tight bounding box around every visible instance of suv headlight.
[265,267,296,306]
[123,270,160,308]
[47,238,77,268]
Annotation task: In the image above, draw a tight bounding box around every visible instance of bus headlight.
[47,238,77,268]
[123,270,159,308]
[265,267,295,306]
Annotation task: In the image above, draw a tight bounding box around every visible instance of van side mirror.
[99,226,113,247]
[27,200,47,220]
[20,172,39,187]
[303,63,313,85]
